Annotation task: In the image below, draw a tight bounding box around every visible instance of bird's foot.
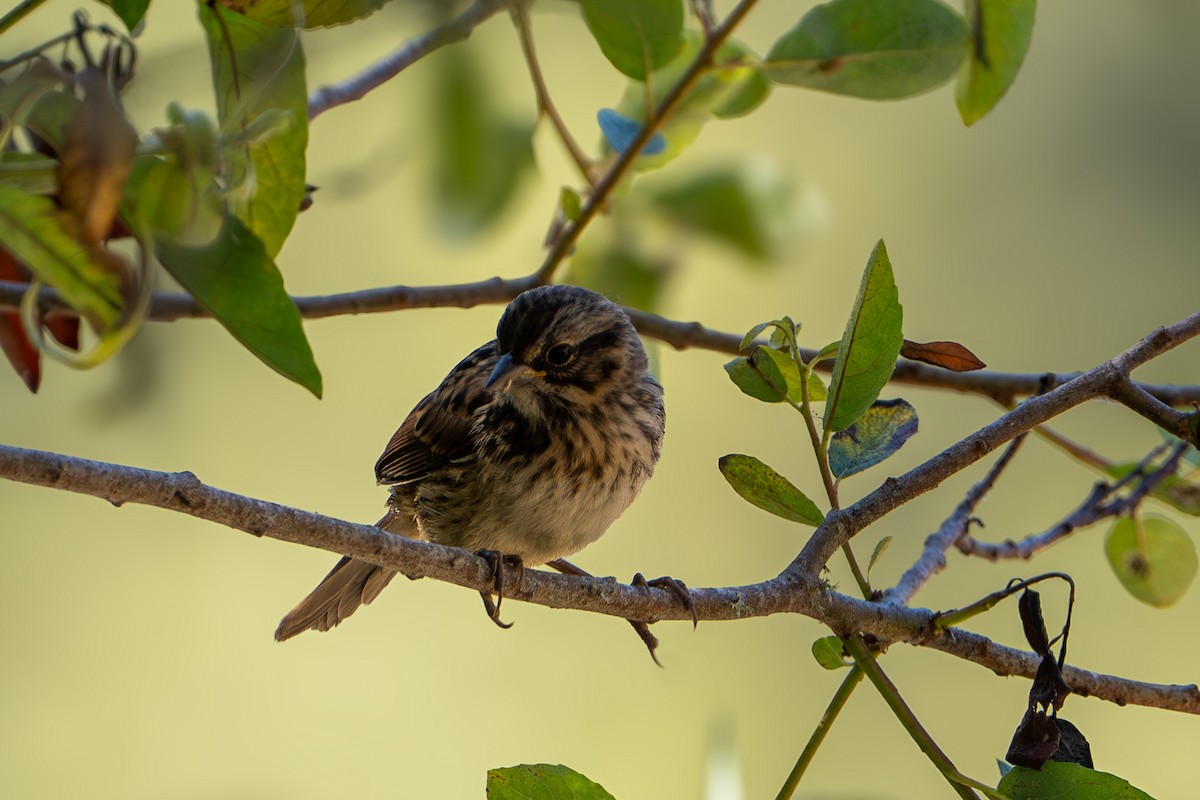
[477,549,524,629]
[631,572,698,628]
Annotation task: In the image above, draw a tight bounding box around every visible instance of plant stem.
[509,0,594,186]
[532,0,761,283]
[845,635,1003,800]
[775,665,864,800]
[0,0,47,35]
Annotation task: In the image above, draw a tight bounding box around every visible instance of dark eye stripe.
[579,326,623,354]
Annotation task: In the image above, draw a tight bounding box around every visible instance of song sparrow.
[275,284,667,642]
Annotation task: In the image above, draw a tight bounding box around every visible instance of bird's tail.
[275,510,413,641]
[274,557,398,641]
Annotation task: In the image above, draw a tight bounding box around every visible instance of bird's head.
[487,285,649,413]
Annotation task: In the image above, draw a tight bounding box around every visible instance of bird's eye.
[545,343,576,368]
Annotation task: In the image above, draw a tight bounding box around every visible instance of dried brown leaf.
[56,68,138,246]
[901,339,986,372]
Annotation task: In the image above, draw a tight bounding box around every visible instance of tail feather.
[275,557,398,641]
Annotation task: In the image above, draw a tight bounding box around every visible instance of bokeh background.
[4,1,1200,797]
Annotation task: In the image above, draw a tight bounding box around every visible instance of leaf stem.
[0,0,47,36]
[792,338,868,597]
[844,635,1003,800]
[509,0,594,186]
[775,665,864,800]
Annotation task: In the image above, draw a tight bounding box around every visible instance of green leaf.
[211,0,390,28]
[486,764,615,800]
[764,0,970,99]
[200,4,308,258]
[428,48,534,237]
[811,636,850,669]
[725,347,827,404]
[604,33,769,172]
[709,39,773,119]
[580,0,684,81]
[154,213,322,396]
[997,761,1156,799]
[956,0,1036,126]
[649,163,796,261]
[1105,513,1197,607]
[824,240,903,432]
[739,321,772,351]
[560,186,583,223]
[719,454,824,526]
[100,0,151,30]
[828,399,918,479]
[867,535,893,579]
[0,183,121,330]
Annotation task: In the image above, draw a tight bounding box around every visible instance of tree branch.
[956,444,1188,561]
[882,434,1026,605]
[2,441,1198,714]
[791,310,1200,576]
[307,0,507,120]
[5,279,1199,406]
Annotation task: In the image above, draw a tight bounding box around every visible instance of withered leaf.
[1019,588,1050,655]
[1006,708,1061,770]
[1030,652,1072,713]
[1049,718,1094,769]
[901,339,986,372]
[56,67,138,246]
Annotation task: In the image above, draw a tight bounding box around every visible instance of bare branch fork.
[4,311,1199,713]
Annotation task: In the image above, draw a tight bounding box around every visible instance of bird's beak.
[485,353,543,391]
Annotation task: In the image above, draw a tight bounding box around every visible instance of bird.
[275,284,668,642]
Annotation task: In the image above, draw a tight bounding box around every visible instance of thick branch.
[2,442,1199,714]
[307,0,507,120]
[5,279,1198,405]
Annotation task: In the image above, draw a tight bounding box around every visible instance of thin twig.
[306,0,507,120]
[957,444,1188,561]
[6,280,1199,405]
[509,0,594,185]
[882,434,1026,604]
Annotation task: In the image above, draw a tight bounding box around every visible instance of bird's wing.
[374,341,499,485]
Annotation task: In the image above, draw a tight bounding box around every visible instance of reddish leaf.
[0,309,40,391]
[901,338,986,371]
[0,251,40,391]
[44,309,81,351]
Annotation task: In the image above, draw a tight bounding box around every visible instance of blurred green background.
[3,1,1200,797]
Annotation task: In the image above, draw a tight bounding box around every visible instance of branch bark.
[3,442,1198,714]
[5,279,1199,406]
[307,0,507,120]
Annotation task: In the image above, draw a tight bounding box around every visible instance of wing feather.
[374,342,499,485]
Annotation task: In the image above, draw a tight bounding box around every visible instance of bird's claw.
[631,572,698,628]
[477,549,524,629]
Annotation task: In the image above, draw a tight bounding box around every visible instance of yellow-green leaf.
[956,0,1036,126]
[1105,514,1197,607]
[719,454,824,526]
[0,184,121,330]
